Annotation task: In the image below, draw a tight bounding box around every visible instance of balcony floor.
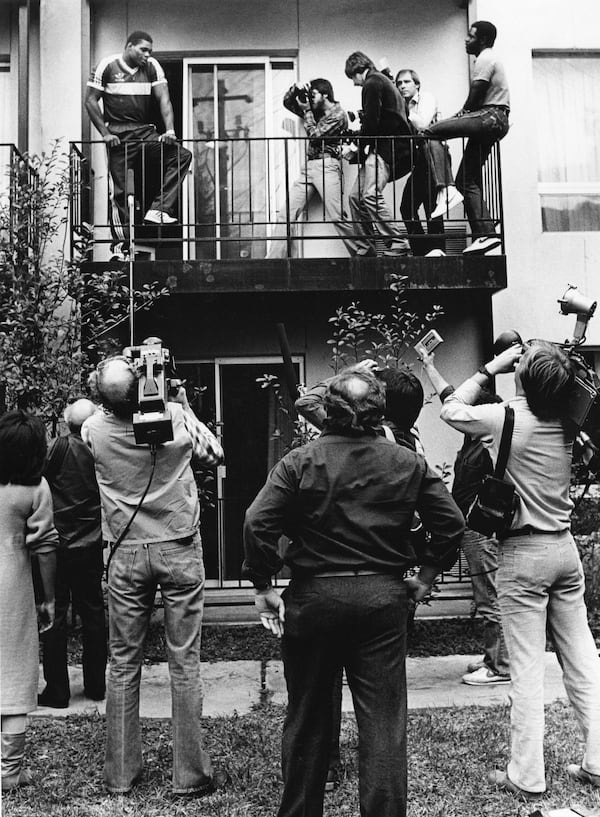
[83,254,507,294]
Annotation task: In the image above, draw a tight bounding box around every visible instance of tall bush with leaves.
[328,273,443,372]
[259,273,444,455]
[0,142,167,424]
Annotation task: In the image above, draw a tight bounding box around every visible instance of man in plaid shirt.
[267,78,358,258]
[82,356,225,797]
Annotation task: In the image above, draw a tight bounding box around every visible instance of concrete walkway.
[32,653,568,719]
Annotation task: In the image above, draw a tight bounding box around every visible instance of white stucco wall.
[0,6,18,145]
[39,0,85,148]
[473,0,600,348]
[89,0,469,117]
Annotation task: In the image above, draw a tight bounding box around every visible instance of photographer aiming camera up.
[82,346,225,797]
[439,332,600,800]
[266,78,359,258]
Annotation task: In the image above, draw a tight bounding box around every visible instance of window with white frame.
[0,56,13,144]
[533,51,600,232]
[183,57,297,260]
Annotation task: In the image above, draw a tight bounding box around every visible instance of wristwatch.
[477,364,493,380]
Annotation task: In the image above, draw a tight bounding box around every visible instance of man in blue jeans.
[82,355,224,797]
[243,370,464,817]
[424,21,510,255]
[344,52,413,257]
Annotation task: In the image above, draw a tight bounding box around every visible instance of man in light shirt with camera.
[440,340,600,800]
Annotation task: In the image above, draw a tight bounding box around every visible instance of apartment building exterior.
[1,0,597,596]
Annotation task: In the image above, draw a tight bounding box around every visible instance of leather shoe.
[84,689,106,702]
[488,769,543,800]
[567,764,600,787]
[172,769,230,798]
[37,691,69,709]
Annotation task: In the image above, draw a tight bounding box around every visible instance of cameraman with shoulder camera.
[82,355,224,797]
[267,78,358,258]
[440,341,600,800]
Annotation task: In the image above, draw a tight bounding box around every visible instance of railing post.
[284,138,291,258]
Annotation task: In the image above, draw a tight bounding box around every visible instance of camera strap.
[493,406,515,480]
[104,445,158,580]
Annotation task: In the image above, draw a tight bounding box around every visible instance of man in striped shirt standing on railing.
[85,31,192,261]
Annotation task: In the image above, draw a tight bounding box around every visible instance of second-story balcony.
[70,134,506,296]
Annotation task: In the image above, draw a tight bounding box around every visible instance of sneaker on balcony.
[379,242,411,257]
[463,236,502,255]
[462,666,510,686]
[109,243,129,264]
[144,209,177,225]
[430,186,464,219]
[425,249,446,257]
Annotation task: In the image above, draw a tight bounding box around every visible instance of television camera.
[123,336,183,446]
[556,286,600,478]
[497,285,600,480]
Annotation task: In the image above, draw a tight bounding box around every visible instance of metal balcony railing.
[69,134,504,262]
[0,143,40,252]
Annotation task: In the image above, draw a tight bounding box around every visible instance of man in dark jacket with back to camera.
[38,398,107,709]
[243,369,465,817]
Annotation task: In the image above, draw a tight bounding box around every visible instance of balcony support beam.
[84,256,507,295]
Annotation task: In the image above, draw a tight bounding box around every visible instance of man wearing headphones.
[82,356,224,797]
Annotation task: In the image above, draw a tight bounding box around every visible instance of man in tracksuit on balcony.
[267,78,357,258]
[85,30,192,261]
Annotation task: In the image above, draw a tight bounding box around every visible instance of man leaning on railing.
[85,30,192,262]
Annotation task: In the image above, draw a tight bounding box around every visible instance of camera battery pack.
[133,409,174,446]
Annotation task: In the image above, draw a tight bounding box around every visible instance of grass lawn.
[5,701,600,817]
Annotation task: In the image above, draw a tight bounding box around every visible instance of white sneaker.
[462,666,511,686]
[430,186,464,219]
[144,209,177,225]
[110,243,129,263]
[463,236,502,255]
[425,249,446,257]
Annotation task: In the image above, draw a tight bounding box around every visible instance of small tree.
[327,273,443,372]
[259,273,444,455]
[0,142,167,426]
